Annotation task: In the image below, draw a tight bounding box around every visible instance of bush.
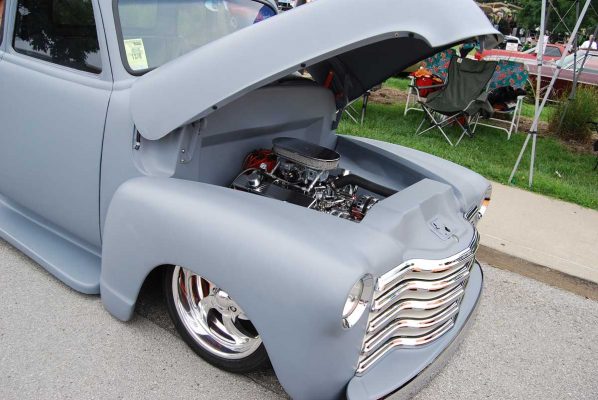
[549,86,598,143]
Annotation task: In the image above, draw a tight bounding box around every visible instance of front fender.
[338,135,490,212]
[100,177,398,400]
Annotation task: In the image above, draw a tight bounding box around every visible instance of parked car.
[498,35,522,51]
[476,43,566,64]
[0,0,499,399]
[525,50,598,97]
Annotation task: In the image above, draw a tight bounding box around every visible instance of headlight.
[342,275,374,329]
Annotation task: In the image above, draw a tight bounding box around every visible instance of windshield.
[558,52,598,72]
[117,0,275,73]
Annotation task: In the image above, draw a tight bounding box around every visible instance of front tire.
[164,266,270,372]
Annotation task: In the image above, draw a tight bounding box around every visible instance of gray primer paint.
[130,0,501,140]
[100,176,479,399]
[0,0,497,398]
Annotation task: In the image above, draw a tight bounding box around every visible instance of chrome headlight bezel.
[342,274,375,329]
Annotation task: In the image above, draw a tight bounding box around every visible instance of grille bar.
[363,302,459,353]
[372,266,470,313]
[357,231,479,375]
[367,284,465,334]
[357,320,456,375]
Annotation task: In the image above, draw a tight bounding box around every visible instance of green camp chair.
[404,49,456,115]
[416,57,498,146]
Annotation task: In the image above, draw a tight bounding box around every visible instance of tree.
[511,0,598,38]
[14,0,100,71]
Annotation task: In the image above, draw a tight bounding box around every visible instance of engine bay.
[231,138,397,222]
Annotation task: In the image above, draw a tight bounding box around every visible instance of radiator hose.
[331,174,397,198]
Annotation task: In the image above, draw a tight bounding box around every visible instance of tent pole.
[509,0,546,184]
[509,133,531,184]
[528,0,548,187]
[529,133,537,186]
[535,0,546,119]
[510,0,591,187]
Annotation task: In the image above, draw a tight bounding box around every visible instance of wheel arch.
[99,177,375,399]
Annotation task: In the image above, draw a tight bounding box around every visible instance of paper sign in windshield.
[124,38,149,71]
[506,42,519,51]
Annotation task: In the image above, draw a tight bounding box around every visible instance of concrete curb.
[478,182,598,285]
[477,245,598,301]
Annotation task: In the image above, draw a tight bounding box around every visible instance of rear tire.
[163,266,270,373]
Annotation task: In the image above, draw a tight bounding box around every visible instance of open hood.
[131,0,501,140]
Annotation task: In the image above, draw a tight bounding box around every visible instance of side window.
[13,0,102,73]
[544,46,562,58]
[0,0,5,45]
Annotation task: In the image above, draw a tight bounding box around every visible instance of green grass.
[521,102,555,122]
[383,77,411,91]
[338,101,598,210]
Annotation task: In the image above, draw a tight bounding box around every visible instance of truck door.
[0,0,112,248]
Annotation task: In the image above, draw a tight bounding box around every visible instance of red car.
[527,50,598,95]
[476,43,566,64]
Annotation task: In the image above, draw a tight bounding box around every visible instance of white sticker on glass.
[124,38,149,71]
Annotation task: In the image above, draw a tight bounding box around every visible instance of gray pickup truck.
[0,0,499,398]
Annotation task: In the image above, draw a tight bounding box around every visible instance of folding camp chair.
[344,85,381,125]
[404,49,456,115]
[415,57,498,146]
[472,60,529,139]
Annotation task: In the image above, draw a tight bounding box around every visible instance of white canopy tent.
[509,0,594,187]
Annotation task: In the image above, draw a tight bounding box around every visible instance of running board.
[0,198,101,294]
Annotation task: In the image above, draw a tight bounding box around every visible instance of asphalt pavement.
[1,238,597,399]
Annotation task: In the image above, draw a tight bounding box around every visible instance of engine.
[231,137,397,222]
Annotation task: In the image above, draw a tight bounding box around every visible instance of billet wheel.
[164,266,269,372]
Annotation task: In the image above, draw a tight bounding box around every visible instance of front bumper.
[346,261,483,400]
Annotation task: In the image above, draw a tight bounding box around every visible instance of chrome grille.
[357,231,479,375]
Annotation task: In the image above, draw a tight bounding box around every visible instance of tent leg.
[529,133,537,187]
[509,133,532,184]
[510,0,592,187]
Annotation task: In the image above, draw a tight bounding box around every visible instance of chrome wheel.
[171,266,262,360]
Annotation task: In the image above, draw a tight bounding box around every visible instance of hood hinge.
[179,119,206,164]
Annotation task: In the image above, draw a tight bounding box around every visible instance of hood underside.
[131,0,501,140]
